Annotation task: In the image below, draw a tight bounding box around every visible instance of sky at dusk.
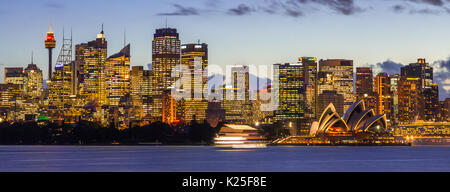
[0,0,450,99]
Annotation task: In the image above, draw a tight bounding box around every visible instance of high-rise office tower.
[45,22,56,81]
[0,84,23,121]
[318,90,344,116]
[181,43,208,123]
[401,58,433,89]
[420,83,439,121]
[355,67,373,97]
[75,28,108,105]
[374,73,392,122]
[299,57,318,120]
[318,59,354,111]
[151,28,181,119]
[24,62,43,99]
[142,70,154,120]
[5,68,25,91]
[398,77,421,122]
[273,63,307,135]
[355,67,376,110]
[105,44,130,106]
[390,74,400,124]
[223,65,251,124]
[130,66,145,121]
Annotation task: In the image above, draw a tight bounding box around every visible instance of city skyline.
[1,0,450,100]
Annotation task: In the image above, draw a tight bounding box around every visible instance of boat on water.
[214,124,268,149]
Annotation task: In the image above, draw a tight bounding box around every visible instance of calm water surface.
[0,145,449,172]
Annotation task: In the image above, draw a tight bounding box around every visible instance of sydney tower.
[44,22,56,81]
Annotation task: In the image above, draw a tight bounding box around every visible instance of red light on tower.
[45,22,56,48]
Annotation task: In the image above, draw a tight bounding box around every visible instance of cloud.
[392,4,406,13]
[373,60,404,75]
[406,0,445,6]
[228,4,254,15]
[389,0,450,15]
[158,4,199,16]
[43,2,65,9]
[409,8,441,14]
[432,58,450,100]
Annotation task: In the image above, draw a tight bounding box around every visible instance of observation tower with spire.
[45,22,56,81]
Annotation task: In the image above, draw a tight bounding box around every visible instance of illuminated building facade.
[374,73,392,121]
[24,64,43,99]
[394,121,450,136]
[0,84,24,121]
[273,63,308,135]
[401,58,433,89]
[181,43,208,123]
[318,90,344,116]
[439,98,450,122]
[355,67,376,110]
[398,77,421,122]
[223,66,251,124]
[299,57,318,120]
[355,67,373,98]
[152,28,181,120]
[251,84,274,125]
[390,74,400,124]
[76,29,108,106]
[420,83,439,121]
[318,59,354,111]
[48,31,73,121]
[162,88,180,124]
[5,68,25,92]
[105,44,130,106]
[130,66,145,121]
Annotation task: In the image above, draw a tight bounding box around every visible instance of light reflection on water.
[0,145,449,172]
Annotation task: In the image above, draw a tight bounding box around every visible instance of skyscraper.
[105,44,130,106]
[299,57,318,120]
[398,77,421,122]
[151,28,181,120]
[75,28,108,106]
[355,67,376,111]
[273,62,307,135]
[420,83,439,121]
[374,73,391,119]
[318,59,354,111]
[130,66,145,121]
[401,58,433,89]
[4,68,25,91]
[181,43,208,123]
[355,67,373,97]
[390,74,400,124]
[318,90,344,116]
[24,63,43,99]
[223,65,251,124]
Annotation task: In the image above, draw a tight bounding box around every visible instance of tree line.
[0,120,219,145]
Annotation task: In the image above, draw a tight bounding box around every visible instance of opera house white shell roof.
[311,100,388,136]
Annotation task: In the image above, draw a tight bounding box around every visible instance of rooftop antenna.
[165,17,168,28]
[31,51,34,64]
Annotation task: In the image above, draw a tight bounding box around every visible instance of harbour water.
[0,145,449,172]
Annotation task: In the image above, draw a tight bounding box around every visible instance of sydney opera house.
[310,99,391,142]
